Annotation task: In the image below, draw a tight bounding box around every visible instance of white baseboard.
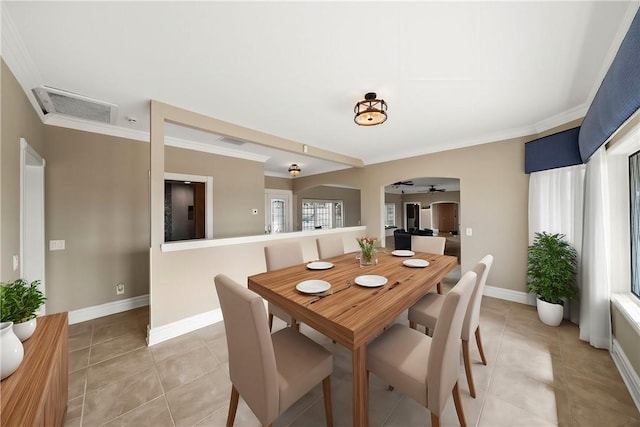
[484,285,534,306]
[611,338,640,412]
[147,308,223,346]
[68,294,149,324]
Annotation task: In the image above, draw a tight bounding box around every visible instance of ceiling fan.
[392,180,414,186]
[419,184,446,193]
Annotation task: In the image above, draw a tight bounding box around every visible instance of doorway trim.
[265,189,293,233]
[20,138,46,314]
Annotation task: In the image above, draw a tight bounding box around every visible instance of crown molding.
[1,5,46,121]
[44,114,150,142]
[365,103,589,166]
[586,3,640,106]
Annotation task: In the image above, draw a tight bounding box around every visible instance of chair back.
[214,274,279,425]
[264,241,304,271]
[411,235,446,255]
[394,230,412,250]
[427,271,476,415]
[462,255,494,341]
[316,236,345,259]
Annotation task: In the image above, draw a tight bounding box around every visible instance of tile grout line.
[78,320,94,427]
[148,343,177,427]
[474,302,509,427]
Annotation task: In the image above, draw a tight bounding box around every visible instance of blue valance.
[525,127,583,174]
[579,7,640,162]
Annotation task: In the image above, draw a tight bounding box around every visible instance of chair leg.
[226,385,240,427]
[452,381,467,427]
[430,413,441,427]
[322,376,333,427]
[409,321,417,330]
[475,326,487,366]
[268,314,274,331]
[436,282,442,294]
[462,340,476,398]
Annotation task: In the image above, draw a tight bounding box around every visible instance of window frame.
[301,199,344,231]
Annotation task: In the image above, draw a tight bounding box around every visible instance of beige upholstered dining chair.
[408,254,493,398]
[411,235,447,293]
[215,274,334,427]
[367,271,476,427]
[316,236,345,259]
[264,242,304,331]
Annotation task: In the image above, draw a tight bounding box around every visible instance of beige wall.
[1,60,46,281]
[165,146,265,238]
[403,191,461,205]
[295,185,361,229]
[151,228,364,328]
[264,176,292,191]
[44,127,150,313]
[296,138,529,292]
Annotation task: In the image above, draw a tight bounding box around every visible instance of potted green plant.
[527,232,578,326]
[0,279,46,341]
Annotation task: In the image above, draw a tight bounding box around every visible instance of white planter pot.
[13,318,37,342]
[536,297,564,326]
[1,322,24,380]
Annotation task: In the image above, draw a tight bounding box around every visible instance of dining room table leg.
[352,344,369,427]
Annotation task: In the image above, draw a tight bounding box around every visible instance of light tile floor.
[65,275,640,426]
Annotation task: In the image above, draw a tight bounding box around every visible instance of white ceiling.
[2,1,638,177]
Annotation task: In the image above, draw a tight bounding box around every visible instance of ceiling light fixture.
[288,164,301,177]
[354,92,387,126]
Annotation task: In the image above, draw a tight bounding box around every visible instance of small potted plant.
[0,279,46,341]
[527,232,578,326]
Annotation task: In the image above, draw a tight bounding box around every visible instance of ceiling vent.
[31,86,118,125]
[218,136,246,146]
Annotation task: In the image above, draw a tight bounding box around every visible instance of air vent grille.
[32,86,118,124]
[219,136,246,146]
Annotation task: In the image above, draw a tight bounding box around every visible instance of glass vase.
[359,249,378,267]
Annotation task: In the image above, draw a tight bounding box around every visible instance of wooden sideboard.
[1,312,69,427]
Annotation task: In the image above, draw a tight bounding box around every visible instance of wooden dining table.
[248,250,458,427]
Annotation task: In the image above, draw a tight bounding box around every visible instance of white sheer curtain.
[579,146,612,349]
[528,164,585,322]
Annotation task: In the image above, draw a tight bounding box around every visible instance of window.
[385,203,396,227]
[630,149,640,298]
[301,199,343,230]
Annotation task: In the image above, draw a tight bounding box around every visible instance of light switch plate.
[466,228,473,236]
[49,240,65,251]
[12,255,19,271]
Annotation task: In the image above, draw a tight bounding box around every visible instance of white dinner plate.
[354,275,388,287]
[392,250,415,257]
[307,261,334,270]
[296,280,331,294]
[403,259,430,268]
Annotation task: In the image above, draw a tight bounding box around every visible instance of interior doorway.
[20,138,46,315]
[431,202,459,234]
[404,202,421,230]
[265,189,293,233]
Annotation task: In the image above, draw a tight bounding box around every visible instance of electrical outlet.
[466,228,473,236]
[116,283,125,295]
